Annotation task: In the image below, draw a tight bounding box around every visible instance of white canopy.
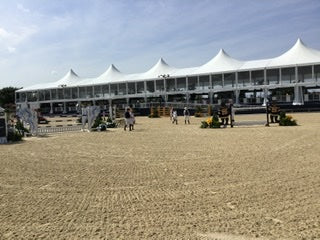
[267,38,320,67]
[17,38,320,92]
[195,49,244,74]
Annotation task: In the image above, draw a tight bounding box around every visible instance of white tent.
[267,38,320,68]
[16,38,320,92]
[195,49,244,74]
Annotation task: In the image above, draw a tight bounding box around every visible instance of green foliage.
[200,114,221,128]
[15,119,29,133]
[279,112,297,126]
[106,117,116,128]
[92,115,103,128]
[7,129,23,142]
[0,87,18,108]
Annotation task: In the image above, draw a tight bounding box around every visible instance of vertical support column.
[209,92,213,105]
[77,87,80,99]
[197,75,200,91]
[175,78,177,91]
[209,75,213,105]
[295,66,298,83]
[312,65,315,82]
[144,81,147,104]
[279,68,282,85]
[50,102,53,114]
[249,71,252,86]
[63,102,67,114]
[108,99,113,120]
[222,73,225,88]
[264,68,267,85]
[235,72,238,89]
[126,82,128,96]
[235,89,240,105]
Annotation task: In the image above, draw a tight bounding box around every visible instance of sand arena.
[0,113,319,239]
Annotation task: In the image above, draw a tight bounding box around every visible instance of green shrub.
[92,115,103,128]
[15,119,29,134]
[279,112,297,126]
[7,129,23,142]
[200,114,221,128]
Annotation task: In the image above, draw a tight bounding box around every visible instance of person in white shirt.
[172,110,178,125]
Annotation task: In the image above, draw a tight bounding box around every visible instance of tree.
[0,87,18,108]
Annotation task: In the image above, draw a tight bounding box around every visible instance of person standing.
[172,110,178,124]
[130,108,135,130]
[183,107,190,124]
[124,107,132,131]
[169,106,173,121]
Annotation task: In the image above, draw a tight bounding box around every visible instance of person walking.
[183,107,190,124]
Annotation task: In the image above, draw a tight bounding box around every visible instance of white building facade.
[16,39,320,114]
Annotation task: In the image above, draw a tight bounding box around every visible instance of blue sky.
[0,0,319,88]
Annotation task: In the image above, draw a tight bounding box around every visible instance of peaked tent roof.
[16,38,320,92]
[55,69,80,86]
[94,64,125,84]
[195,49,244,74]
[267,38,320,67]
[139,58,177,79]
[16,69,81,92]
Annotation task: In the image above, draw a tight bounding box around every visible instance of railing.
[38,125,82,134]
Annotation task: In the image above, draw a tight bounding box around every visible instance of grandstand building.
[16,38,320,114]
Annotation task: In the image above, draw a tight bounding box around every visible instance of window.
[188,77,197,90]
[110,84,118,96]
[64,88,71,99]
[212,74,222,89]
[155,80,164,92]
[199,75,210,90]
[166,78,175,92]
[238,72,250,87]
[94,85,102,98]
[266,69,280,85]
[58,89,64,99]
[281,67,295,84]
[45,90,51,100]
[38,91,45,101]
[102,85,109,97]
[136,82,145,94]
[252,70,264,85]
[71,88,78,99]
[298,66,313,83]
[128,83,135,94]
[146,81,155,93]
[315,65,320,81]
[177,78,186,91]
[224,73,235,88]
[86,86,93,98]
[52,89,58,100]
[118,83,127,95]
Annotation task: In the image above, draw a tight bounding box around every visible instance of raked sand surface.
[0,113,319,240]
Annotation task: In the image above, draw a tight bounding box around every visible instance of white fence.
[38,125,82,134]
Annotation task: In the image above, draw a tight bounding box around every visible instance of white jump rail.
[38,125,82,134]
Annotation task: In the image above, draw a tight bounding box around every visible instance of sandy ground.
[0,113,319,240]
